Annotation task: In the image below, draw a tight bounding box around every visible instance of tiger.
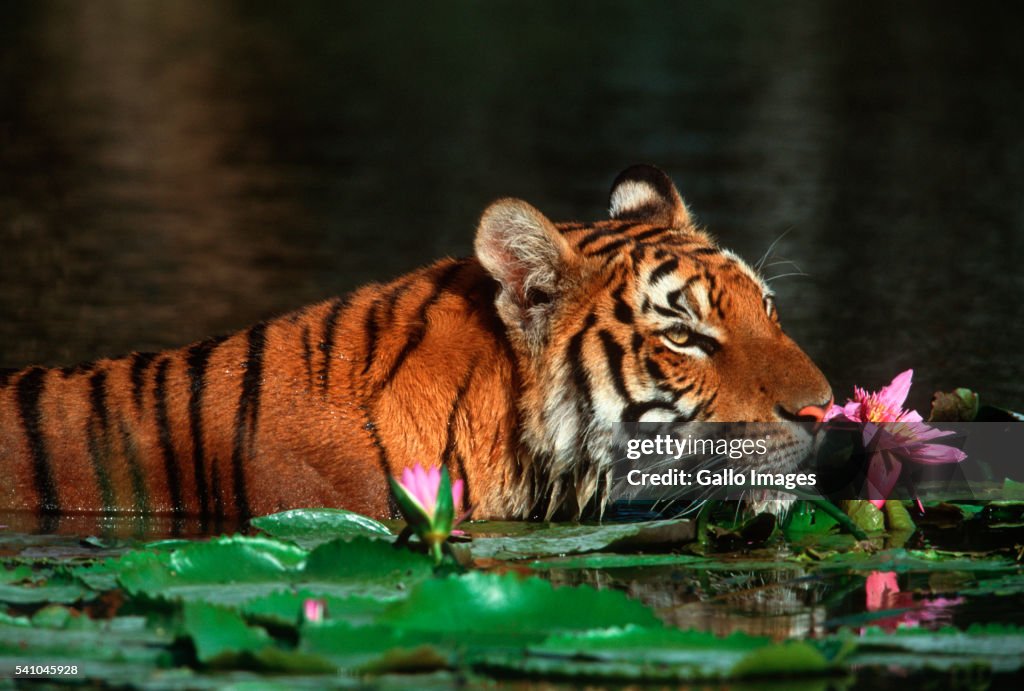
[0,165,832,528]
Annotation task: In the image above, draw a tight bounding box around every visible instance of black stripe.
[153,358,184,520]
[118,420,150,514]
[653,304,687,319]
[301,326,314,390]
[453,451,471,512]
[630,226,672,243]
[362,413,397,516]
[611,286,633,324]
[361,299,382,376]
[441,360,479,509]
[577,227,620,251]
[648,258,679,284]
[87,369,115,511]
[666,282,699,320]
[16,367,59,513]
[706,271,725,319]
[688,246,721,256]
[597,329,632,403]
[231,322,267,519]
[700,391,719,419]
[567,313,597,413]
[622,399,678,422]
[645,357,667,381]
[186,336,226,527]
[631,333,643,356]
[380,278,412,325]
[129,352,156,411]
[318,298,346,393]
[671,381,696,403]
[588,237,630,257]
[383,263,463,385]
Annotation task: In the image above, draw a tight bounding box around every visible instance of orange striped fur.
[0,166,831,525]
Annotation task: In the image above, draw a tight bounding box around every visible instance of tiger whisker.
[765,271,810,283]
[762,258,804,273]
[754,227,795,271]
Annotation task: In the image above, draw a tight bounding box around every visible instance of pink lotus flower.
[397,465,464,521]
[824,369,922,424]
[826,369,966,509]
[303,598,326,623]
[389,464,466,563]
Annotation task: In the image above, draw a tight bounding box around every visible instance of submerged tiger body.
[0,166,832,525]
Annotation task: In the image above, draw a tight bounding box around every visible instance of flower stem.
[810,499,869,540]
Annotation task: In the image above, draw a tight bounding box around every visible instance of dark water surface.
[1,1,1022,409]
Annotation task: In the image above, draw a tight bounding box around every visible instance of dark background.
[1,1,1021,412]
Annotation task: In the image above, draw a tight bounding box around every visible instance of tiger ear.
[609,164,691,228]
[475,198,573,344]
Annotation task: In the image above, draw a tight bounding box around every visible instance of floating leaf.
[851,624,1024,673]
[242,590,389,627]
[0,573,94,605]
[812,548,1018,573]
[477,626,834,681]
[113,536,431,605]
[380,572,660,644]
[252,509,393,549]
[469,519,693,560]
[184,601,272,664]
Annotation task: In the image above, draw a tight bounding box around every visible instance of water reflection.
[0,510,245,540]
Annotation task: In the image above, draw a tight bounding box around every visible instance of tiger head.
[475,165,833,519]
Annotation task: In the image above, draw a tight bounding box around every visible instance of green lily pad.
[241,591,390,627]
[469,519,693,560]
[959,574,1024,596]
[252,509,393,549]
[300,621,446,670]
[0,614,170,663]
[530,552,804,572]
[185,601,273,664]
[0,565,34,584]
[476,626,834,681]
[850,624,1024,673]
[111,536,431,605]
[183,602,336,673]
[379,572,661,643]
[0,573,95,605]
[812,548,1018,573]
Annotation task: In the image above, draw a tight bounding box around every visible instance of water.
[1,1,1022,413]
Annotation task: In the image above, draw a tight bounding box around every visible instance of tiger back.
[0,165,832,525]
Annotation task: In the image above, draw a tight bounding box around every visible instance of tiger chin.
[0,165,832,527]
